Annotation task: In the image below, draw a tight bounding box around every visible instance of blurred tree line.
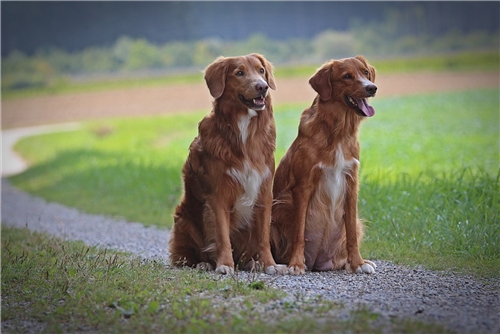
[2,7,499,90]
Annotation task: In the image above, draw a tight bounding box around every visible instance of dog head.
[309,55,377,117]
[204,53,276,111]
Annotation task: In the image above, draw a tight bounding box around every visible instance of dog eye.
[343,74,352,79]
[364,70,369,76]
[236,71,244,76]
[259,68,265,74]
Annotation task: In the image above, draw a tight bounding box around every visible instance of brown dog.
[271,56,377,275]
[169,54,287,275]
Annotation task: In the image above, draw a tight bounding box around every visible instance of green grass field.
[10,88,499,277]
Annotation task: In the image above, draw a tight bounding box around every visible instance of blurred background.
[2,1,499,91]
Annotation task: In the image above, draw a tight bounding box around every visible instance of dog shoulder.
[197,113,238,163]
[297,106,322,138]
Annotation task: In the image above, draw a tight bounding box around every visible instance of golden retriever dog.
[169,54,287,275]
[271,56,377,275]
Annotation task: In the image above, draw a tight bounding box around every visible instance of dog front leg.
[287,184,313,275]
[344,172,376,274]
[210,200,235,275]
[253,177,288,275]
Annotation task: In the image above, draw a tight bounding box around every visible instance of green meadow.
[10,88,499,277]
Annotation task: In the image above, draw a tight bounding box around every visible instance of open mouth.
[239,95,266,110]
[345,95,375,117]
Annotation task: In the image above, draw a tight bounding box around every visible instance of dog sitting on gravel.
[271,56,378,275]
[169,54,287,275]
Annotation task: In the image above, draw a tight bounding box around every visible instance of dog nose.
[256,82,269,94]
[366,84,377,95]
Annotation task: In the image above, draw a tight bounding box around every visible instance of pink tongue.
[357,98,375,117]
[253,97,265,106]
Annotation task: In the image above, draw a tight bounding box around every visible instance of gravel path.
[2,179,499,333]
[2,124,80,177]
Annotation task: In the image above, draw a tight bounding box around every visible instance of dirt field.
[2,71,498,129]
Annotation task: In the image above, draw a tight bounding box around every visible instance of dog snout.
[365,84,377,96]
[255,81,269,95]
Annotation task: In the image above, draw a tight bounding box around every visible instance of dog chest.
[227,162,270,225]
[316,144,359,207]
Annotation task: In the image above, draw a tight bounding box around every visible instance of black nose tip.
[256,82,269,94]
[366,84,377,95]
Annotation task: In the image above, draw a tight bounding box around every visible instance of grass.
[9,88,499,277]
[2,226,448,333]
[2,50,498,100]
[360,169,499,277]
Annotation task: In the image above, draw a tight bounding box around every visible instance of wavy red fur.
[271,56,378,275]
[169,54,285,274]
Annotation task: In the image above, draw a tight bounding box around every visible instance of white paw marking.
[215,265,234,275]
[288,265,306,275]
[265,264,288,275]
[355,260,377,274]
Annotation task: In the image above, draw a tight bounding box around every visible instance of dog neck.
[200,97,275,168]
[212,95,273,141]
[315,97,363,138]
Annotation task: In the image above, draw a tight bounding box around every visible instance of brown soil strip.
[2,71,498,129]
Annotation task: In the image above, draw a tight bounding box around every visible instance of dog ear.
[355,55,368,65]
[204,56,228,98]
[355,55,376,82]
[309,64,333,101]
[368,65,376,83]
[251,53,276,90]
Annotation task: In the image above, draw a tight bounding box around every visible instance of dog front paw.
[288,264,306,275]
[195,262,214,271]
[358,260,377,274]
[265,264,288,275]
[215,265,235,275]
[347,260,376,274]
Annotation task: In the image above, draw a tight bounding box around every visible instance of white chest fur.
[317,144,359,207]
[238,109,258,144]
[227,161,270,226]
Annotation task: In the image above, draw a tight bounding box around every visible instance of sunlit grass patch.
[275,89,499,176]
[359,89,499,177]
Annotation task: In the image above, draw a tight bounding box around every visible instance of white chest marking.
[238,109,257,144]
[317,144,359,207]
[227,161,270,226]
